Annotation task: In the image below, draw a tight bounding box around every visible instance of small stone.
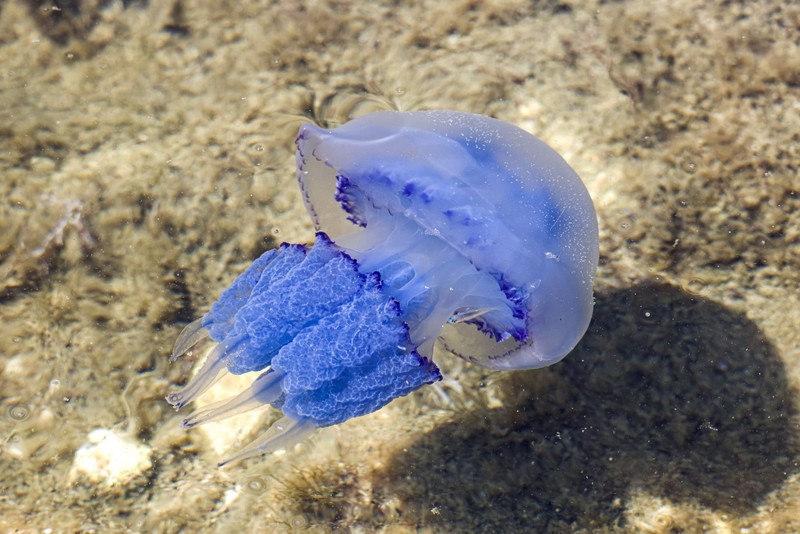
[69,428,152,487]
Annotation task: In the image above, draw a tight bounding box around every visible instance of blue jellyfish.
[167,110,599,465]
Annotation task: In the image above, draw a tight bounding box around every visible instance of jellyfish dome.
[297,110,599,370]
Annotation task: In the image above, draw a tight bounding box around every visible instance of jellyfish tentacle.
[170,318,209,362]
[181,370,286,429]
[166,335,243,410]
[218,416,317,467]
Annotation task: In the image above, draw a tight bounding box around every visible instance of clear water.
[1,1,798,532]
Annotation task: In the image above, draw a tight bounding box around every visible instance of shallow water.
[1,1,798,532]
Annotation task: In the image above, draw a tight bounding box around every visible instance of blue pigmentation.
[167,110,599,464]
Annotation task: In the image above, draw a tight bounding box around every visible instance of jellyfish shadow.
[380,281,799,531]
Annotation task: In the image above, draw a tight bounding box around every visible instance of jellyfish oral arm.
[167,234,441,464]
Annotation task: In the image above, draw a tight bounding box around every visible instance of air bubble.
[244,476,266,494]
[639,309,657,325]
[9,403,30,421]
[289,515,308,529]
[684,277,705,296]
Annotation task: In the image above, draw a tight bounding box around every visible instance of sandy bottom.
[1,0,798,532]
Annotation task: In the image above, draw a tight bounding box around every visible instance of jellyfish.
[167,110,599,465]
